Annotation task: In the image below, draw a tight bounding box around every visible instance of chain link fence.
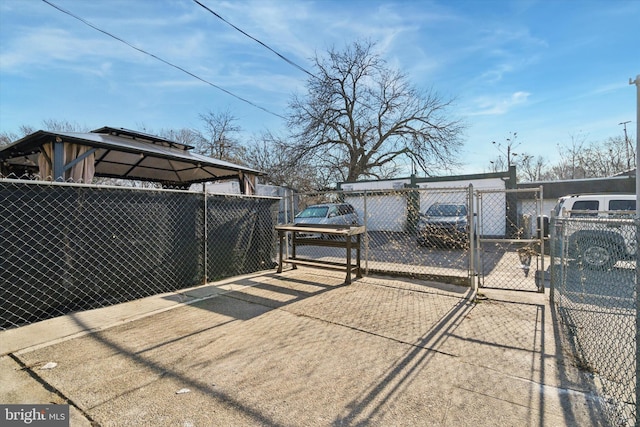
[285,186,550,291]
[476,188,545,292]
[288,187,474,286]
[1,177,280,330]
[3,176,552,331]
[551,214,638,426]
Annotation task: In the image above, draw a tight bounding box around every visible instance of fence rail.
[551,214,638,426]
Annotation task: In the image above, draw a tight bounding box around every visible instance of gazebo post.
[52,137,65,181]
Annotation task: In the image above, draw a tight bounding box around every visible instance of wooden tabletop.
[275,224,366,236]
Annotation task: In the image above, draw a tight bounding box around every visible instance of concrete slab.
[0,271,270,356]
[1,269,607,426]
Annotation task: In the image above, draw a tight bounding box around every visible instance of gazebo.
[0,126,262,193]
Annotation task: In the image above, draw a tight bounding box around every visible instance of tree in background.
[0,120,86,148]
[516,153,549,182]
[242,130,331,191]
[580,135,633,177]
[488,130,637,182]
[0,127,29,147]
[286,40,465,184]
[40,119,89,133]
[158,127,201,148]
[549,133,588,180]
[547,133,634,180]
[194,110,244,163]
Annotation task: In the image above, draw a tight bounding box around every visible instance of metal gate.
[475,187,545,292]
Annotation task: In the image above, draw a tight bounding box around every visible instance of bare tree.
[487,156,507,173]
[484,130,631,182]
[195,110,244,162]
[242,131,331,191]
[0,130,20,147]
[287,40,464,184]
[580,136,632,177]
[516,153,549,182]
[158,127,202,147]
[553,133,588,179]
[41,119,90,133]
[548,133,634,180]
[1,121,83,147]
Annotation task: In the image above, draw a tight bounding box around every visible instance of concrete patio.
[1,268,606,426]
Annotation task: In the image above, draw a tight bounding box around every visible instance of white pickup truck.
[553,194,636,269]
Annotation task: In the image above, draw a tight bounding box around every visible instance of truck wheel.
[579,241,617,270]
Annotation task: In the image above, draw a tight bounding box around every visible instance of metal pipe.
[53,139,64,181]
[364,190,369,275]
[538,185,545,293]
[468,183,476,291]
[203,183,208,285]
[629,73,639,427]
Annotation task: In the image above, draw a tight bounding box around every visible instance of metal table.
[275,224,365,284]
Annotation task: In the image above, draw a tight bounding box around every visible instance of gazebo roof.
[0,126,262,187]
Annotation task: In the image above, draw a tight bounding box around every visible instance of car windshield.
[426,204,466,217]
[296,206,329,218]
[552,200,564,217]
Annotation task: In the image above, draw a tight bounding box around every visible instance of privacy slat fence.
[1,178,279,329]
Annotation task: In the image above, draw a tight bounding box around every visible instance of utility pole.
[492,132,520,169]
[630,74,639,427]
[631,74,639,206]
[619,120,632,174]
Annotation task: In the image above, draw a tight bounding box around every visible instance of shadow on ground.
[9,270,606,426]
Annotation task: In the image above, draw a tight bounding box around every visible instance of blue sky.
[1,0,639,175]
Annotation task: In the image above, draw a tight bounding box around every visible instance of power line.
[41,0,286,120]
[192,0,317,80]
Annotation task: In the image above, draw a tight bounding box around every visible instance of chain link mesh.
[288,187,473,285]
[1,177,279,329]
[206,194,280,281]
[551,215,637,426]
[287,187,548,290]
[476,188,545,292]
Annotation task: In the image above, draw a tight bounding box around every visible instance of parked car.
[416,203,470,248]
[294,203,360,237]
[553,193,636,269]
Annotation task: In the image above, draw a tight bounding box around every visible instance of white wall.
[416,177,505,191]
[203,180,241,194]
[341,179,410,191]
[342,177,511,235]
[346,193,407,232]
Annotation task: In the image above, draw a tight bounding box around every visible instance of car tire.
[578,240,618,270]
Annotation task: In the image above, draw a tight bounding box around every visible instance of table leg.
[356,233,362,278]
[291,231,297,270]
[345,235,352,284]
[277,231,284,273]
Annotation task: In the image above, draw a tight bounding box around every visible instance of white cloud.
[468,91,531,116]
[0,27,132,72]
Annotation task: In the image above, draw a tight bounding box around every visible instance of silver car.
[416,203,469,248]
[294,203,360,237]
